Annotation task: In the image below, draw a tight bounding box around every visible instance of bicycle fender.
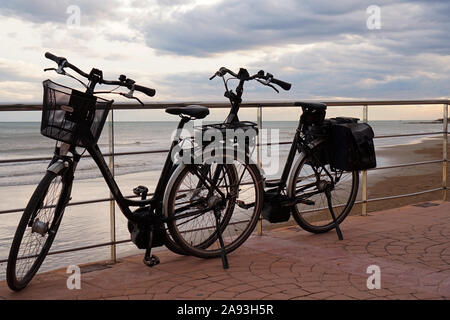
[286,153,307,199]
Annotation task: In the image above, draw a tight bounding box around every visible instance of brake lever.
[257,78,270,85]
[256,79,279,93]
[133,96,144,106]
[210,70,223,80]
[120,92,144,106]
[56,64,66,75]
[267,83,279,93]
[123,83,135,99]
[44,67,65,75]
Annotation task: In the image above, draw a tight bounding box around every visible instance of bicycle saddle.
[295,101,327,111]
[165,105,209,119]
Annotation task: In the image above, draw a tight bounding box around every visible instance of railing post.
[256,105,263,236]
[362,105,368,215]
[108,109,117,262]
[443,104,448,202]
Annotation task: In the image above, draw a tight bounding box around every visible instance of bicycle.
[209,67,376,240]
[6,54,262,291]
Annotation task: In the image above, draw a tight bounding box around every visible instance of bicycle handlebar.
[45,52,67,66]
[210,67,291,91]
[44,52,156,97]
[270,78,291,91]
[133,84,156,97]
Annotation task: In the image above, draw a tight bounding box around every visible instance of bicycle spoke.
[15,175,63,281]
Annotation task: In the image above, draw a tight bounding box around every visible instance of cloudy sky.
[0,0,449,120]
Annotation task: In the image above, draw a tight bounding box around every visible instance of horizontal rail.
[369,159,444,171]
[0,193,146,215]
[0,239,132,264]
[1,99,450,111]
[0,148,170,164]
[374,132,446,139]
[366,187,443,202]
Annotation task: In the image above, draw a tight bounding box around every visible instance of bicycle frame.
[51,116,191,224]
[222,80,327,192]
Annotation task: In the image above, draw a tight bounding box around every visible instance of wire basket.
[41,80,112,148]
[192,121,259,160]
[199,121,258,134]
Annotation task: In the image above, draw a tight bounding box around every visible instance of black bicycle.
[6,54,262,291]
[210,67,376,240]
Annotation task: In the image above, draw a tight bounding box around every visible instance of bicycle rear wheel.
[289,152,359,233]
[6,171,70,291]
[165,159,263,259]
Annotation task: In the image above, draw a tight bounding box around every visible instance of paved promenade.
[1,201,450,300]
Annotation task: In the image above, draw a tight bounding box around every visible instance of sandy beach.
[364,136,448,213]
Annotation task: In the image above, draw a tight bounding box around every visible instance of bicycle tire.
[6,171,70,291]
[166,159,263,259]
[162,163,188,256]
[163,164,237,256]
[289,150,359,234]
[163,229,189,255]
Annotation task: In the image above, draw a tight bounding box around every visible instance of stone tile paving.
[0,201,449,300]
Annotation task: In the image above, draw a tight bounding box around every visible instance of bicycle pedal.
[236,200,255,209]
[133,185,148,195]
[300,199,315,205]
[143,254,160,267]
[133,185,149,200]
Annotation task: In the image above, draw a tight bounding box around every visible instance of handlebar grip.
[45,52,66,66]
[134,84,156,97]
[271,78,291,91]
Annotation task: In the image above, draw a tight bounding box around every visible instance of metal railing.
[0,99,448,265]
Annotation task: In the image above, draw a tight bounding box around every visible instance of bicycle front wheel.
[165,159,263,259]
[6,171,70,291]
[289,153,359,233]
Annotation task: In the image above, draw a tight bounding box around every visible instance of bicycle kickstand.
[325,188,344,241]
[143,226,160,267]
[213,207,229,269]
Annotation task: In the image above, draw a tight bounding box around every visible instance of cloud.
[152,36,450,102]
[0,58,42,82]
[244,40,450,99]
[0,0,120,24]
[137,0,450,58]
[139,0,367,56]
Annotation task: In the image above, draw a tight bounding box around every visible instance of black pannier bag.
[329,121,377,171]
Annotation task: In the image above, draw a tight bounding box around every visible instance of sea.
[0,120,444,280]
